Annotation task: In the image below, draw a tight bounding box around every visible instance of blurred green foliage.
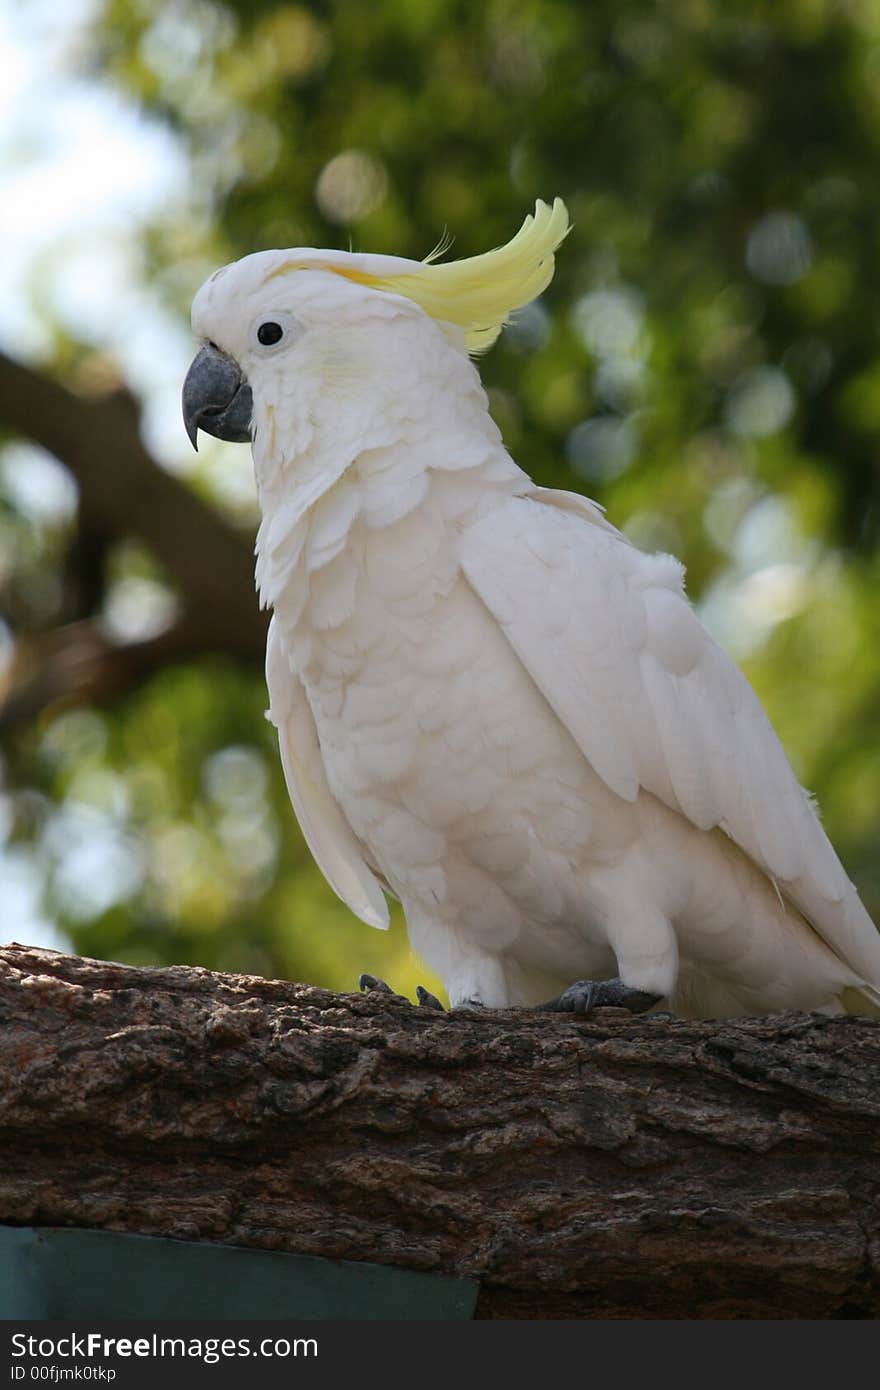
[3,0,880,993]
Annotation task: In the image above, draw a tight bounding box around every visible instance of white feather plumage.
[190,214,880,1017]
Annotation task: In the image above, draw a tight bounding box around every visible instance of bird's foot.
[535,976,661,1017]
[358,973,445,1010]
[416,985,445,1011]
[358,973,396,996]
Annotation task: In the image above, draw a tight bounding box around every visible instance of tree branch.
[0,615,261,730]
[0,350,267,721]
[2,943,878,1319]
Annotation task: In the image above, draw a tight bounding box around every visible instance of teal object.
[0,1226,478,1320]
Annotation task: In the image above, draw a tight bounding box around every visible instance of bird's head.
[182,198,569,460]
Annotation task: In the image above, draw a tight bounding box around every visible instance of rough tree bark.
[1,943,878,1319]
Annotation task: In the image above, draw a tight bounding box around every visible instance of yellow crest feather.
[378,197,570,352]
[263,198,570,352]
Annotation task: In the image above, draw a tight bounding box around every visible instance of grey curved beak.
[182,344,253,451]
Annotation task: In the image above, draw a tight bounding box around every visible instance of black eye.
[257,321,284,346]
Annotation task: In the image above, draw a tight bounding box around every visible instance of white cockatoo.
[183,199,880,1018]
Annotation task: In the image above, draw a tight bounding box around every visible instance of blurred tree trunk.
[0,350,266,729]
[1,944,878,1319]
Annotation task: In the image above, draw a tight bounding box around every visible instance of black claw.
[358,973,395,995]
[416,985,445,1011]
[536,977,662,1017]
[359,974,445,1011]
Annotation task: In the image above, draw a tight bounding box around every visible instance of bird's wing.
[265,617,389,929]
[460,489,880,989]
